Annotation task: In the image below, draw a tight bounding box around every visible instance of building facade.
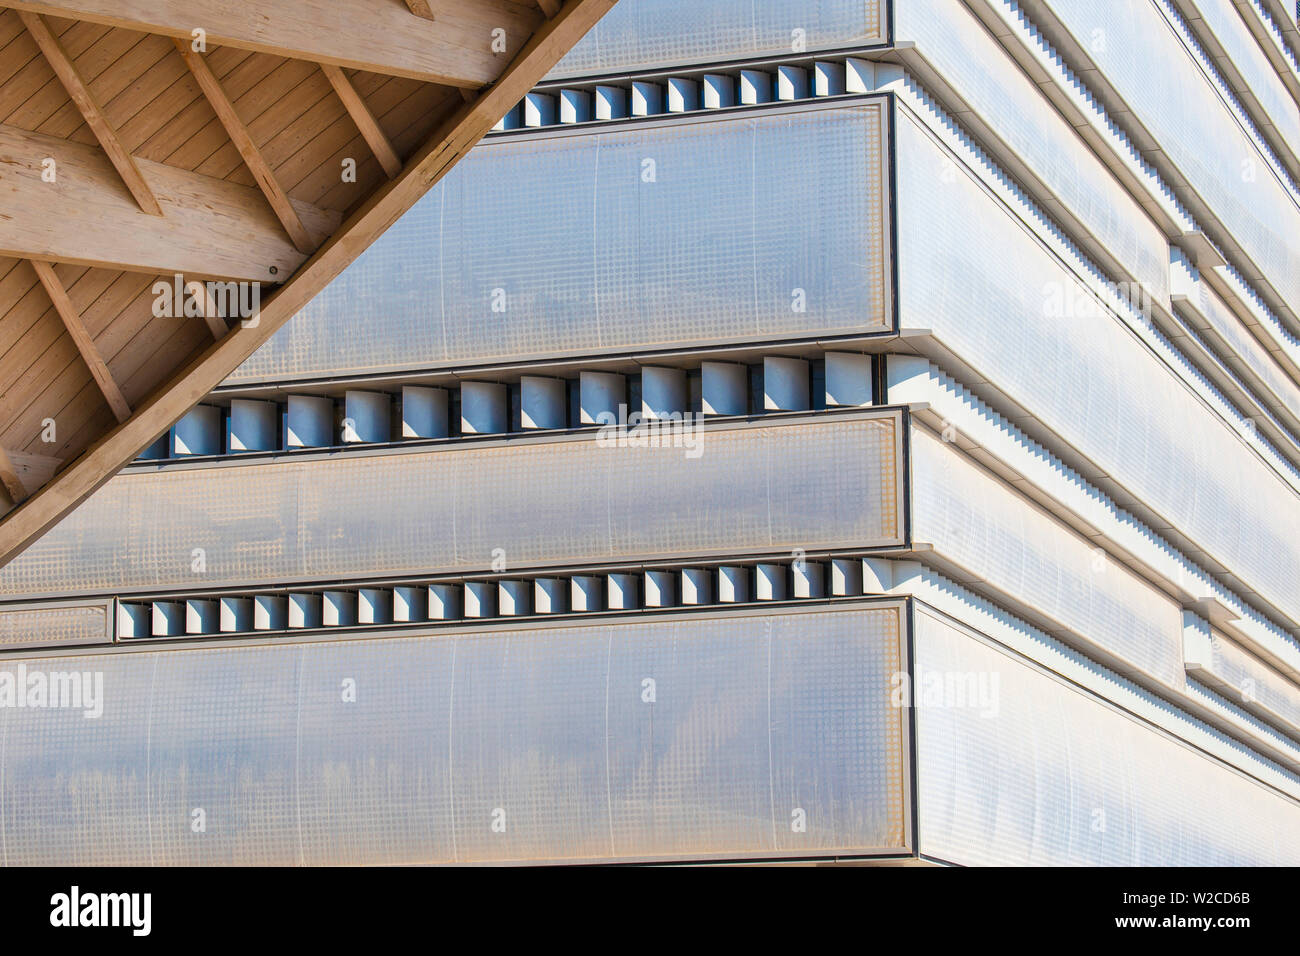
[1,0,1300,864]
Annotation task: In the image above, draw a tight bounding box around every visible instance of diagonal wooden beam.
[185,279,227,340]
[173,39,315,255]
[15,9,163,217]
[403,0,435,19]
[29,259,132,424]
[321,63,401,179]
[0,450,58,507]
[0,448,26,506]
[5,0,541,87]
[0,0,618,570]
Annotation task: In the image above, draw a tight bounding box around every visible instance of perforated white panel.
[1179,265,1300,430]
[231,102,891,384]
[1188,0,1300,165]
[910,427,1186,690]
[0,604,908,865]
[1198,629,1300,734]
[895,108,1300,627]
[897,0,1170,304]
[0,413,903,598]
[0,604,107,648]
[1034,0,1300,311]
[546,0,887,79]
[913,607,1300,865]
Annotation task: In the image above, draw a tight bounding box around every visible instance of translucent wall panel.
[1,652,152,865]
[546,0,888,80]
[911,428,1186,689]
[0,413,904,598]
[0,604,908,865]
[1188,0,1300,165]
[895,109,1300,627]
[896,0,1170,304]
[1188,625,1300,733]
[1175,260,1300,428]
[230,101,891,384]
[0,603,108,649]
[1035,0,1300,312]
[913,607,1300,865]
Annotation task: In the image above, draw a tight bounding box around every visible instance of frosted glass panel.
[895,0,1169,304]
[0,604,907,865]
[895,109,1300,627]
[548,0,888,79]
[1036,0,1300,312]
[231,101,891,383]
[0,412,904,598]
[911,428,1186,690]
[914,607,1300,866]
[0,603,108,648]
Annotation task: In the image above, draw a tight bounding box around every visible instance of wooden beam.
[0,449,59,506]
[175,40,314,255]
[321,63,402,179]
[30,259,132,424]
[536,0,561,16]
[0,448,25,506]
[5,0,542,87]
[403,0,435,19]
[0,123,339,282]
[0,0,618,570]
[16,10,163,217]
[186,279,227,340]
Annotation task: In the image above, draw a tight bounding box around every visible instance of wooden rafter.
[0,448,26,506]
[186,280,227,340]
[403,0,435,19]
[0,123,337,281]
[29,260,132,424]
[5,0,542,87]
[537,0,561,16]
[0,0,618,569]
[15,9,163,217]
[173,40,315,255]
[321,64,402,179]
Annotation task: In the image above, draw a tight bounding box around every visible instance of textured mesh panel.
[895,110,1300,627]
[0,605,107,648]
[547,0,887,79]
[913,607,1300,865]
[0,605,907,865]
[910,428,1186,690]
[147,648,300,865]
[296,638,456,865]
[1189,275,1300,426]
[1201,630,1300,734]
[1189,0,1300,163]
[896,0,1170,304]
[1,654,151,865]
[0,413,903,598]
[1036,0,1300,311]
[230,102,890,384]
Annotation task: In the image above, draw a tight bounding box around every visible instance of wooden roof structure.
[0,0,614,566]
